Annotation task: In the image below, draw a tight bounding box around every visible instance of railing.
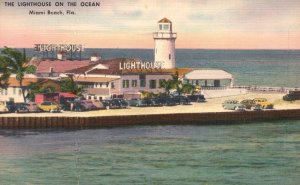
[153,32,177,39]
[201,86,228,90]
[231,85,300,93]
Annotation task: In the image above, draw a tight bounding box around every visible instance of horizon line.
[1,47,300,51]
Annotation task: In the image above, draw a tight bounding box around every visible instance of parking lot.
[1,92,300,117]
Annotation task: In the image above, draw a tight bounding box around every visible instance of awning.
[184,69,233,80]
[59,92,78,98]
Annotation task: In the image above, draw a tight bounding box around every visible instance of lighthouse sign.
[119,61,165,70]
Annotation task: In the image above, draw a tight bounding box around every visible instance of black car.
[5,101,16,112]
[143,98,163,107]
[14,103,30,113]
[102,99,128,109]
[187,94,206,102]
[283,91,300,101]
[155,96,177,106]
[173,96,191,105]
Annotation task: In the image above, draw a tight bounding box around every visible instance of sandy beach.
[1,92,300,117]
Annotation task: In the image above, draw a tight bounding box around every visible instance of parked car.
[187,94,206,102]
[283,91,300,101]
[253,98,273,109]
[127,98,148,107]
[251,104,262,111]
[156,96,177,106]
[5,101,16,113]
[74,100,97,111]
[240,99,256,109]
[92,100,105,109]
[222,100,245,110]
[173,96,191,105]
[234,104,246,112]
[102,99,128,109]
[26,102,41,112]
[14,103,30,113]
[112,98,129,108]
[143,98,163,107]
[38,101,60,112]
[0,101,9,113]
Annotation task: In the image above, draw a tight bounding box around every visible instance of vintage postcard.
[0,0,299,184]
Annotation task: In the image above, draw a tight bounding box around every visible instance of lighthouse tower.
[153,18,177,69]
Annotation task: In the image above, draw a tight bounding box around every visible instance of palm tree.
[60,74,85,96]
[159,79,176,96]
[181,83,196,95]
[0,47,36,102]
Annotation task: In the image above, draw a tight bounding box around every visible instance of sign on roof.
[34,44,84,52]
[119,61,164,70]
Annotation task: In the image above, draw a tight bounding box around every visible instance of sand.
[1,92,300,117]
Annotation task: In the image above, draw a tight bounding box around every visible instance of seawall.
[0,109,300,128]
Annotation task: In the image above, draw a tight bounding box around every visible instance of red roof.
[59,92,78,98]
[36,60,94,74]
[158,17,172,23]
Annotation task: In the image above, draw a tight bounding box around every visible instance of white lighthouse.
[153,18,177,69]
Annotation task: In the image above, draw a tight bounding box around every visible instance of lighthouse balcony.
[153,32,177,39]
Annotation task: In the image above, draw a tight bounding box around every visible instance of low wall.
[0,109,300,128]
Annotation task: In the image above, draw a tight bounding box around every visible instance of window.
[163,24,169,30]
[159,24,162,30]
[132,80,137,87]
[13,87,16,95]
[106,82,109,87]
[5,89,8,95]
[111,82,115,89]
[149,80,156,89]
[18,89,22,96]
[122,80,129,88]
[169,54,171,60]
[140,79,146,87]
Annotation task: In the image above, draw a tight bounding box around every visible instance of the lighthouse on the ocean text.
[153,18,177,69]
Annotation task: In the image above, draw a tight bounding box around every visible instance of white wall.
[0,87,27,102]
[154,39,176,69]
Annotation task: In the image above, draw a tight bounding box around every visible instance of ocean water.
[0,120,299,185]
[22,48,300,87]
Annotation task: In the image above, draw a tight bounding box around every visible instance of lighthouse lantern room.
[153,18,177,69]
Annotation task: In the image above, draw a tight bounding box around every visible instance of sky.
[0,0,300,49]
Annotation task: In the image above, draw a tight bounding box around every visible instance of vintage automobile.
[14,103,30,113]
[155,96,177,106]
[102,99,128,109]
[253,98,273,109]
[26,102,41,112]
[74,100,97,111]
[187,94,206,102]
[173,96,191,105]
[37,101,60,112]
[0,101,9,113]
[251,104,262,111]
[127,98,148,107]
[222,100,245,110]
[283,90,300,101]
[143,98,163,107]
[92,100,105,109]
[240,99,257,109]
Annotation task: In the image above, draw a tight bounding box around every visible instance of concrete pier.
[0,109,300,129]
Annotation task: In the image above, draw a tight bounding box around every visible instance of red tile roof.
[158,17,172,23]
[67,58,138,75]
[7,77,59,87]
[74,76,119,83]
[36,60,94,74]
